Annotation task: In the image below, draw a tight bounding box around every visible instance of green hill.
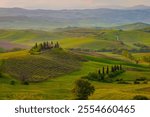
[0,27,150,51]
[114,22,150,30]
[1,49,150,99]
[1,48,86,82]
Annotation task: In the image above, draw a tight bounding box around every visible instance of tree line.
[29,41,60,54]
[82,65,124,82]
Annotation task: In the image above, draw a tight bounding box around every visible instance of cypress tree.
[102,67,105,75]
[120,64,122,70]
[115,65,117,71]
[35,42,38,48]
[98,69,101,75]
[43,42,47,49]
[54,42,60,48]
[51,41,54,48]
[106,66,109,74]
[117,65,119,71]
[111,66,114,72]
[39,43,43,50]
[46,41,49,49]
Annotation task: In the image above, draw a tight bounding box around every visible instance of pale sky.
[0,0,150,9]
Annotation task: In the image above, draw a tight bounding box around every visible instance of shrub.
[134,80,140,84]
[22,81,29,85]
[136,77,147,81]
[82,72,102,81]
[108,70,125,78]
[133,95,149,100]
[143,80,148,84]
[10,80,16,85]
[102,78,113,83]
[116,78,123,81]
[72,79,95,100]
[117,81,130,84]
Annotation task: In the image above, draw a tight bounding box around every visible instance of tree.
[54,42,60,48]
[119,64,122,70]
[111,66,114,72]
[102,67,105,75]
[116,65,119,71]
[106,66,109,74]
[98,69,101,75]
[72,79,95,100]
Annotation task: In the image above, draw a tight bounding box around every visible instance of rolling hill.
[1,48,150,99]
[0,25,150,51]
[1,5,150,100]
[1,48,86,82]
[0,7,149,29]
[114,22,150,30]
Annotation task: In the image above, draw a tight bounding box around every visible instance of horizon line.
[0,4,149,10]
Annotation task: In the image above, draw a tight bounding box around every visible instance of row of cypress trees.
[98,65,123,75]
[82,64,124,82]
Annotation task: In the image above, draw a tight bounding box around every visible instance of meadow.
[0,49,150,100]
[0,26,150,100]
[0,27,150,51]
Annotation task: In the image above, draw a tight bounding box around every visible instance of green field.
[0,49,150,100]
[0,27,150,51]
[0,26,150,100]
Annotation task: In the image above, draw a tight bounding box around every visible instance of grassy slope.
[1,50,150,99]
[0,50,29,59]
[1,49,85,82]
[0,28,150,50]
[0,27,150,99]
[114,22,150,30]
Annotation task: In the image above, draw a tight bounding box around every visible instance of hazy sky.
[0,0,150,9]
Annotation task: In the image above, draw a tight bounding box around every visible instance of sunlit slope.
[0,27,150,50]
[1,48,85,82]
[0,50,29,59]
[1,50,150,99]
[0,29,62,43]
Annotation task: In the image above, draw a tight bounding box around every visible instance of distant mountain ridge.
[128,5,150,9]
[0,7,150,30]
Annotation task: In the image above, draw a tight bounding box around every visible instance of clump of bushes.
[82,72,103,81]
[115,78,123,81]
[10,80,16,85]
[136,77,147,81]
[133,95,149,100]
[143,80,148,84]
[108,70,124,78]
[134,77,148,84]
[22,81,29,85]
[134,80,140,84]
[117,81,130,84]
